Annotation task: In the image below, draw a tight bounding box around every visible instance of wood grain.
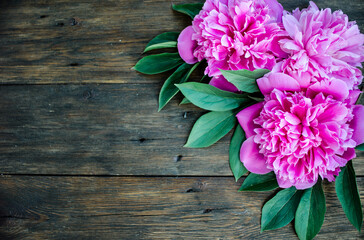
[0,0,362,84]
[0,84,362,176]
[0,175,362,240]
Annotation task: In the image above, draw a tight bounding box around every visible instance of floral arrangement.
[134,1,364,239]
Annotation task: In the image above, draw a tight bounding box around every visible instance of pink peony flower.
[177,0,286,92]
[193,0,285,76]
[276,1,364,90]
[178,26,198,64]
[237,72,364,189]
[209,75,239,92]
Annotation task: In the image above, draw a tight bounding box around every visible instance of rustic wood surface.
[0,0,363,239]
[0,0,363,85]
[0,176,363,240]
[0,84,363,177]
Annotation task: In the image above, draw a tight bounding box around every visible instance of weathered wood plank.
[0,0,203,84]
[0,84,363,176]
[0,0,363,84]
[0,175,362,239]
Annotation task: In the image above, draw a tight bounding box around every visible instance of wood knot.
[203,208,213,214]
[173,155,183,162]
[69,17,80,26]
[83,90,94,100]
[185,188,201,193]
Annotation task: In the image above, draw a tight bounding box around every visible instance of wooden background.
[0,0,363,239]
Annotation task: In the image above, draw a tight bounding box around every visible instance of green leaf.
[356,143,364,151]
[200,74,210,83]
[180,75,210,105]
[336,161,363,232]
[222,68,271,79]
[355,91,363,104]
[144,32,179,53]
[176,82,250,111]
[220,69,270,93]
[180,97,191,105]
[248,96,264,102]
[159,62,199,111]
[134,53,184,74]
[185,110,237,148]
[229,125,247,181]
[172,3,204,19]
[295,181,326,240]
[239,172,279,192]
[261,187,303,231]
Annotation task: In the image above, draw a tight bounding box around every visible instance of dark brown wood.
[0,0,362,84]
[0,84,363,176]
[0,175,362,239]
[0,83,227,175]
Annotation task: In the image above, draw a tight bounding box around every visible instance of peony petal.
[177,26,198,64]
[306,78,349,101]
[340,148,356,160]
[276,175,293,188]
[317,102,348,122]
[350,105,364,145]
[257,72,301,96]
[209,75,239,92]
[308,1,319,10]
[282,14,301,41]
[240,136,271,174]
[294,181,317,190]
[269,35,289,58]
[284,112,301,125]
[280,39,301,52]
[236,102,264,138]
[347,90,362,105]
[264,0,284,23]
